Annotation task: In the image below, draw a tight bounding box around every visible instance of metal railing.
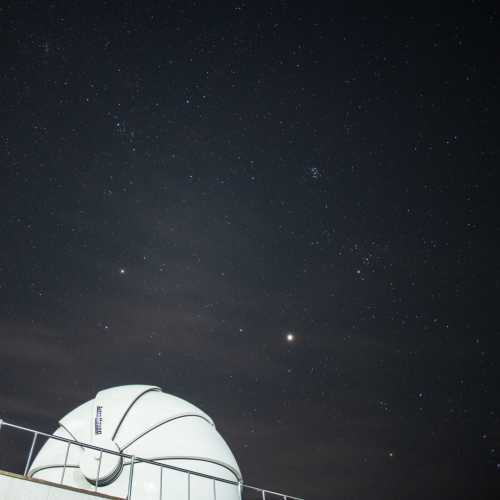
[0,420,302,500]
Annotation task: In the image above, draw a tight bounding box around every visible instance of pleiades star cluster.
[0,1,499,499]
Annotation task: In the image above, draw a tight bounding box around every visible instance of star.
[287,334,294,341]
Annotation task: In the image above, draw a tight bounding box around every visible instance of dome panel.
[59,399,93,443]
[157,458,238,483]
[114,390,213,450]
[29,426,83,476]
[123,416,241,480]
[155,464,239,500]
[92,385,160,441]
[32,466,96,492]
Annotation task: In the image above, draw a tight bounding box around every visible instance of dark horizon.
[1,1,499,499]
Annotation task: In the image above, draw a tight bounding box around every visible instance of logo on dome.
[95,406,103,435]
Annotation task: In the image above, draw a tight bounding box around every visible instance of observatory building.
[2,385,243,499]
[0,385,302,500]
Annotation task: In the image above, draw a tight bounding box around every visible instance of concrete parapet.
[0,470,122,500]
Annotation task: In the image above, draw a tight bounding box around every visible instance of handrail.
[0,419,303,500]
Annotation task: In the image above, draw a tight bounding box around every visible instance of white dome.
[29,385,242,500]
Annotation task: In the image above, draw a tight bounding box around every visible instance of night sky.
[1,1,499,499]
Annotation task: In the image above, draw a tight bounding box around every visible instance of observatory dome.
[28,385,242,500]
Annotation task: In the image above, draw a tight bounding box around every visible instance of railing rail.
[0,419,303,500]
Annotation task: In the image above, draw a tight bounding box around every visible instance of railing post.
[262,490,266,500]
[127,455,135,500]
[188,472,190,500]
[24,432,38,476]
[60,441,71,484]
[213,477,216,500]
[159,465,163,500]
[95,449,103,492]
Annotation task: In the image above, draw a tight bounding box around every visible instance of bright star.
[287,334,293,341]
